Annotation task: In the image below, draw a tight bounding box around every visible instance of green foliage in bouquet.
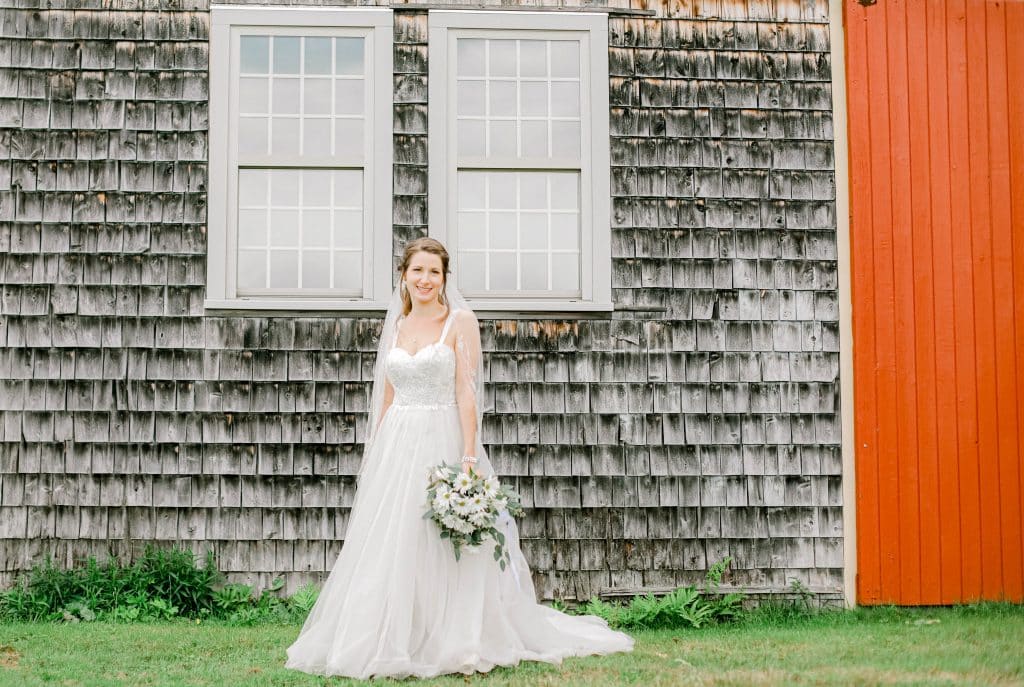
[424,463,524,571]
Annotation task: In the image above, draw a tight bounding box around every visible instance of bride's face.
[404,251,445,306]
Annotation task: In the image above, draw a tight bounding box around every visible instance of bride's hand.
[461,458,476,474]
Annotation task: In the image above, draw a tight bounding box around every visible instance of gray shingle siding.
[0,0,842,604]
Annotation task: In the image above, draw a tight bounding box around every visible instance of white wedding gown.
[285,314,634,679]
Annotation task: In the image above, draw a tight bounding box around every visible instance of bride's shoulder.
[451,308,479,327]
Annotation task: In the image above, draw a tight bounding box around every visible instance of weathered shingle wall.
[0,0,843,603]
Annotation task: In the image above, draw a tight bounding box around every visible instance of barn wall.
[0,0,843,604]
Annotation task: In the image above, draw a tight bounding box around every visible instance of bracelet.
[462,455,477,464]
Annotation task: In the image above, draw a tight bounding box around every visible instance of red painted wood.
[845,0,1024,604]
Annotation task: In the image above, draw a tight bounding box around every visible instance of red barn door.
[844,0,1024,604]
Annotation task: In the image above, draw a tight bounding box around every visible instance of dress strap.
[437,310,455,344]
[392,316,404,347]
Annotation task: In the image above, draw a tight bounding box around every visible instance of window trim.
[427,10,612,312]
[207,6,394,311]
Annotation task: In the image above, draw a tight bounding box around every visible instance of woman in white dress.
[285,238,634,679]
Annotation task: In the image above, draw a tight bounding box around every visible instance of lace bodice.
[386,316,457,408]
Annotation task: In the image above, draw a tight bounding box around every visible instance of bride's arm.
[376,378,394,434]
[452,309,481,469]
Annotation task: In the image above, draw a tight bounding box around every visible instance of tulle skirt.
[284,403,634,680]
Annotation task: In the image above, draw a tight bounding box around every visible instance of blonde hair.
[398,237,450,315]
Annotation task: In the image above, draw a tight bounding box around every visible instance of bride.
[285,238,634,679]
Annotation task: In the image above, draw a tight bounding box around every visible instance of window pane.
[457,172,486,210]
[334,251,362,290]
[303,169,331,206]
[489,81,516,117]
[238,117,268,155]
[457,81,485,117]
[272,37,300,74]
[550,41,580,78]
[457,120,485,157]
[457,39,485,77]
[520,252,547,290]
[489,252,516,290]
[269,210,300,247]
[272,78,300,114]
[457,212,486,250]
[551,252,580,292]
[520,174,547,210]
[271,117,300,155]
[269,250,299,288]
[520,215,547,250]
[458,253,485,291]
[239,77,268,114]
[240,36,269,74]
[550,173,578,210]
[304,37,332,75]
[520,82,547,117]
[489,40,516,77]
[489,121,516,157]
[238,209,268,248]
[269,169,300,205]
[551,121,580,158]
[302,251,330,288]
[238,169,268,206]
[333,210,362,249]
[304,77,331,114]
[550,212,579,250]
[334,119,364,159]
[488,212,516,250]
[238,250,267,289]
[487,173,515,209]
[551,82,580,117]
[335,38,364,75]
[335,80,364,115]
[304,210,331,247]
[303,119,331,156]
[334,170,362,207]
[520,40,547,77]
[520,120,548,158]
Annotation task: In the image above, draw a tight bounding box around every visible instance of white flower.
[432,496,451,514]
[469,511,491,527]
[433,468,448,481]
[483,476,499,498]
[468,494,486,513]
[451,497,472,516]
[442,513,461,529]
[453,472,474,493]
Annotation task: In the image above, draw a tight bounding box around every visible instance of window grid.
[456,38,582,162]
[237,35,366,160]
[458,170,580,294]
[237,169,364,294]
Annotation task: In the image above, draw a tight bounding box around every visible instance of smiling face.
[403,250,446,306]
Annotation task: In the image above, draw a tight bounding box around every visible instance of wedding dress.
[285,294,634,680]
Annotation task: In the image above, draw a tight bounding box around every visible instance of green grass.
[0,602,1021,686]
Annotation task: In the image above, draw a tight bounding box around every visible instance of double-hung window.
[429,11,611,311]
[207,7,393,309]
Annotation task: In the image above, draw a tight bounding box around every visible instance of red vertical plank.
[885,0,922,604]
[986,0,1023,602]
[865,0,903,603]
[904,0,942,605]
[1007,2,1024,597]
[965,0,1003,600]
[924,0,964,605]
[944,0,984,602]
[845,1,883,604]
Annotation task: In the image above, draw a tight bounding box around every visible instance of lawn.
[0,603,1021,686]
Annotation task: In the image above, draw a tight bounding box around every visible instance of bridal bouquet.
[423,464,524,570]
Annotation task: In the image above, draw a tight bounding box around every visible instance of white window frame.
[428,10,612,312]
[207,6,393,311]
